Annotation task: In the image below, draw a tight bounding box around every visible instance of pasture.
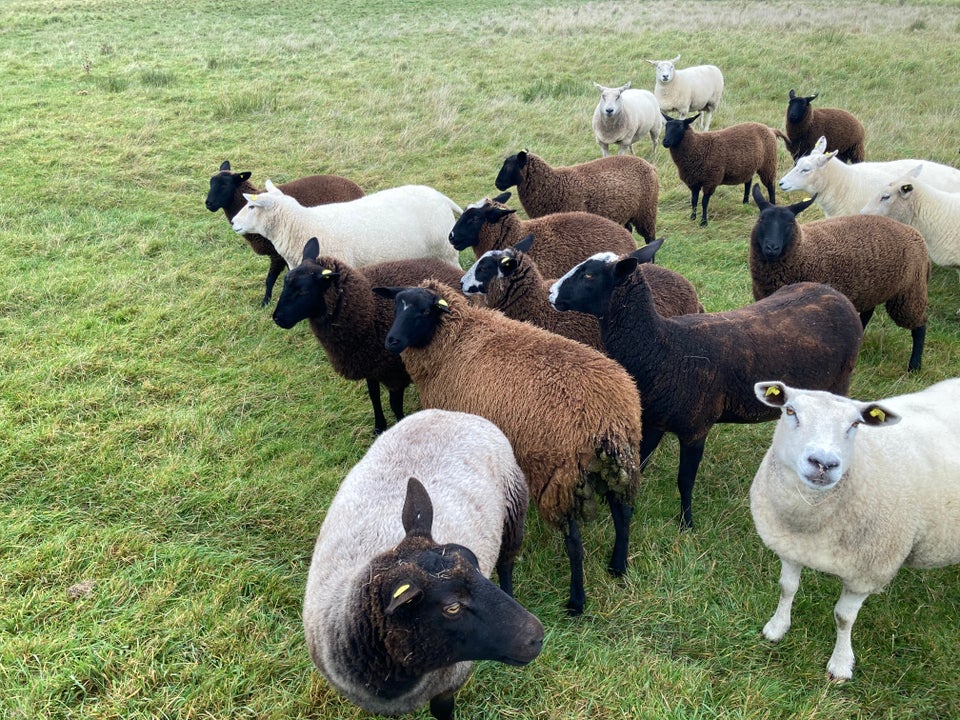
[1,0,959,718]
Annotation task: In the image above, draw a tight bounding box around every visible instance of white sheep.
[231,180,462,271]
[750,379,960,681]
[304,408,543,719]
[592,82,663,157]
[861,165,960,314]
[645,55,724,131]
[778,136,960,217]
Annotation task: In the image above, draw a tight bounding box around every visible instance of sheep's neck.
[487,262,543,319]
[225,178,259,221]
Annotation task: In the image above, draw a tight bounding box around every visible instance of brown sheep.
[375,280,643,616]
[461,236,703,351]
[493,150,659,243]
[449,191,638,276]
[661,113,779,226]
[750,185,930,371]
[205,160,364,306]
[777,89,865,163]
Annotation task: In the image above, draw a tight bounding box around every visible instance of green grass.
[2,1,960,718]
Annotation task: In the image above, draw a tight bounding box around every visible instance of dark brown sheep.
[777,90,865,163]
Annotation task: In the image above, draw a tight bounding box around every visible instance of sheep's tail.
[772,128,790,144]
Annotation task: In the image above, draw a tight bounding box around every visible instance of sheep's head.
[595,82,631,117]
[647,55,680,84]
[778,140,837,193]
[495,152,528,191]
[206,159,252,212]
[448,192,515,251]
[661,113,700,148]
[786,89,818,125]
[272,238,342,329]
[548,252,631,317]
[860,165,923,221]
[756,382,899,490]
[750,185,815,261]
[376,286,452,352]
[460,234,534,295]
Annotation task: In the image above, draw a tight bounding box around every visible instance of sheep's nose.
[604,108,614,116]
[807,454,839,473]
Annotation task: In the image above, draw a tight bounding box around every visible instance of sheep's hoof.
[699,219,708,227]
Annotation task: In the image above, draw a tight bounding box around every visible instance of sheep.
[778,90,865,163]
[493,150,659,244]
[448,190,638,277]
[645,55,724,131]
[549,256,863,530]
[750,184,930,371]
[861,166,960,314]
[303,409,544,719]
[204,160,364,306]
[750,379,960,681]
[374,280,644,616]
[272,237,464,435]
[778,135,960,218]
[661,112,779,227]
[461,235,703,351]
[592,82,663,157]
[232,180,462,274]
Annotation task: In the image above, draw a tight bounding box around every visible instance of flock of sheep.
[204,54,960,720]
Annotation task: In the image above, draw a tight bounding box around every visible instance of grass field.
[2,1,960,718]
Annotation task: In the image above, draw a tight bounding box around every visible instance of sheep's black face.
[661,119,689,149]
[786,96,813,125]
[273,265,334,329]
[548,255,619,317]
[461,252,504,295]
[205,171,241,211]
[449,206,486,250]
[381,288,448,353]
[495,154,525,191]
[752,206,796,261]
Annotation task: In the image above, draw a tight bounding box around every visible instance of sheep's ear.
[373,286,403,301]
[487,206,516,222]
[243,192,274,208]
[613,256,639,284]
[752,183,771,210]
[517,150,528,166]
[645,59,657,66]
[631,238,662,264]
[385,580,423,615]
[858,403,901,428]
[788,89,796,100]
[499,253,519,274]
[807,92,819,102]
[514,233,534,254]
[684,114,701,127]
[908,164,923,179]
[670,54,681,64]
[402,477,434,538]
[433,296,451,313]
[619,81,631,92]
[493,191,512,204]
[593,81,603,91]
[264,178,282,193]
[237,171,252,182]
[438,543,481,570]
[219,160,232,171]
[813,136,828,153]
[822,150,839,162]
[302,238,321,263]
[755,381,788,407]
[899,183,914,198]
[789,194,817,216]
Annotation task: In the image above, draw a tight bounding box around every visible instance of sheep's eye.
[880,194,890,201]
[443,602,461,615]
[784,407,795,416]
[851,420,861,429]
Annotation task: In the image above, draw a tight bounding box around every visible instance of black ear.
[238,171,252,182]
[439,543,481,570]
[788,194,817,216]
[219,160,232,171]
[860,403,900,427]
[517,151,527,167]
[752,183,771,210]
[488,206,517,222]
[788,89,796,100]
[514,233,534,254]
[661,110,674,121]
[373,287,404,300]
[807,92,819,102]
[684,114,701,127]
[499,254,518,274]
[402,477,434,538]
[613,257,639,284]
[302,237,321,263]
[385,580,423,615]
[631,237,663,264]
[493,191,512,203]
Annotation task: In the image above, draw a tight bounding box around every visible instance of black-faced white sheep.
[304,410,543,719]
[645,55,724,131]
[204,160,364,306]
[861,166,960,314]
[232,180,462,273]
[549,257,863,530]
[750,185,930,371]
[750,379,960,681]
[661,112,779,226]
[778,90,865,163]
[272,238,464,434]
[592,82,663,157]
[493,150,659,244]
[778,136,960,217]
[449,191,638,277]
[374,280,643,616]
[461,236,703,352]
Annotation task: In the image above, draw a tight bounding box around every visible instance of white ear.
[645,59,657,66]
[670,55,681,64]
[619,81,631,92]
[242,192,274,208]
[813,136,828,153]
[908,164,923,178]
[264,178,282,193]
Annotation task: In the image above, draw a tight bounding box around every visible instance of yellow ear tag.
[765,386,781,397]
[321,269,333,276]
[869,407,886,422]
[249,194,258,202]
[393,584,411,599]
[437,299,449,308]
[500,256,511,265]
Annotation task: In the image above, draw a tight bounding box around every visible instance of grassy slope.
[1,1,959,718]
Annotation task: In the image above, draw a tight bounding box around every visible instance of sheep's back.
[524,212,638,277]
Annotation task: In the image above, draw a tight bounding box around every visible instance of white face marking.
[547,252,618,305]
[466,198,488,211]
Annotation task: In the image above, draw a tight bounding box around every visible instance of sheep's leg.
[429,692,456,720]
[598,142,610,157]
[605,492,633,577]
[562,517,586,616]
[261,255,288,307]
[495,560,515,597]
[908,324,925,372]
[387,386,406,424]
[677,437,706,529]
[700,110,713,131]
[859,307,875,329]
[639,427,666,471]
[762,558,802,642]
[827,586,870,682]
[699,190,713,227]
[741,181,751,204]
[689,186,702,221]
[366,378,389,435]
